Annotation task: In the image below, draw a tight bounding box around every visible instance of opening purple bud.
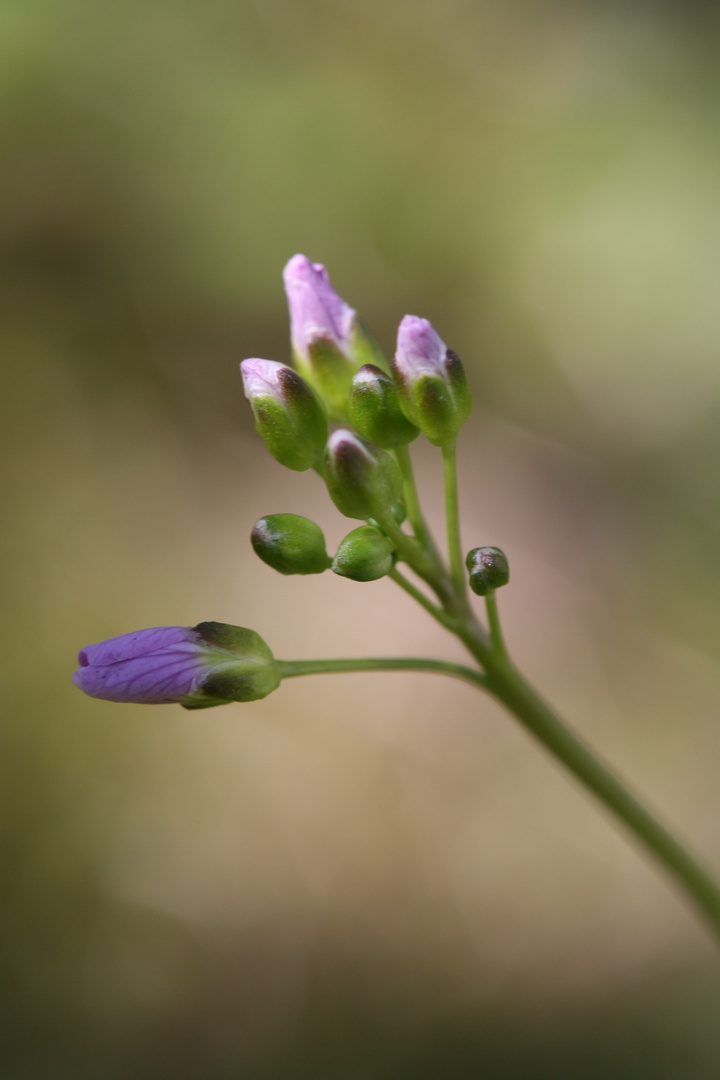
[282,254,374,421]
[283,254,355,363]
[240,358,327,471]
[72,623,280,708]
[392,315,472,446]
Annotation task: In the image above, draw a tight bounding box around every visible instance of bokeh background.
[4,0,720,1076]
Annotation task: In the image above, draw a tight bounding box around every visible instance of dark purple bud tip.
[465,547,509,596]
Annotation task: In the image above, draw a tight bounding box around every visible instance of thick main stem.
[482,656,720,936]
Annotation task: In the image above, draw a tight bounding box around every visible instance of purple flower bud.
[283,254,388,420]
[392,315,472,446]
[283,254,355,364]
[240,358,327,471]
[72,623,280,709]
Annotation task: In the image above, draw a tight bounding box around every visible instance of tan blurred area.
[3,1,720,1076]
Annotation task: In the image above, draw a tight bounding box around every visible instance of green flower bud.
[332,525,395,582]
[240,359,327,471]
[324,430,403,521]
[251,514,331,575]
[392,316,472,446]
[349,364,419,448]
[466,546,510,596]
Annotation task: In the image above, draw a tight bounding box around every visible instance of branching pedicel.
[73,254,720,940]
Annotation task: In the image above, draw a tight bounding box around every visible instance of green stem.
[278,649,720,939]
[278,656,488,690]
[377,511,455,607]
[394,445,440,561]
[442,441,465,597]
[485,591,508,661]
[482,657,720,938]
[389,567,455,631]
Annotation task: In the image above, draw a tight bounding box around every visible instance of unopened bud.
[332,525,395,582]
[349,364,419,448]
[392,316,471,446]
[283,254,365,420]
[72,622,280,709]
[324,429,403,520]
[251,514,331,575]
[241,358,327,471]
[466,547,509,596]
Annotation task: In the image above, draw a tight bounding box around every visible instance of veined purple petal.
[283,254,355,360]
[77,626,196,667]
[73,626,206,704]
[395,315,448,379]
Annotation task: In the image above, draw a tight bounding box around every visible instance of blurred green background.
[4,0,720,1076]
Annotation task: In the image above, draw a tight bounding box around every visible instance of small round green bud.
[324,430,403,521]
[251,514,331,575]
[241,359,328,471]
[332,526,395,582]
[466,546,509,596]
[349,364,419,448]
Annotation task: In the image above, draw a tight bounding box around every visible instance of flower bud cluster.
[73,256,479,712]
[240,253,473,535]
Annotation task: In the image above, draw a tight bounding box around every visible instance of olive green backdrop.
[3,1,720,1076]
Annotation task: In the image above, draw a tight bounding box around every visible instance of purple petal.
[395,315,447,379]
[240,358,288,402]
[72,626,206,704]
[78,626,195,667]
[283,254,355,359]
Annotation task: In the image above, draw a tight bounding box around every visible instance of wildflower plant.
[74,254,720,940]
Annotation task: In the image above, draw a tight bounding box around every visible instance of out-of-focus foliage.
[3,1,720,1076]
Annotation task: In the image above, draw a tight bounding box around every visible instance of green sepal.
[185,622,281,702]
[324,431,403,520]
[292,339,358,423]
[393,348,472,447]
[349,364,419,448]
[350,318,391,374]
[250,370,327,471]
